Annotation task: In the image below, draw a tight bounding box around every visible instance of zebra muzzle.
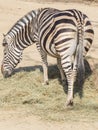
[1,64,11,78]
[3,71,11,78]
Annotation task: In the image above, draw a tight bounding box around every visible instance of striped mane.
[6,10,39,49]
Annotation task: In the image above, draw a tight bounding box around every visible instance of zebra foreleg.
[36,43,49,85]
[41,51,49,85]
[42,61,49,85]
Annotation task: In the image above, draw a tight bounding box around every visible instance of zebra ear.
[3,33,6,37]
[2,34,7,46]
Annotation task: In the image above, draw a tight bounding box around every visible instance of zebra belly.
[40,42,59,58]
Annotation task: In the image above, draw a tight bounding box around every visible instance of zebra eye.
[4,51,7,55]
[2,42,7,46]
[3,47,7,55]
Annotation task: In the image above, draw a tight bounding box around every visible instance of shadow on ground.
[14,59,92,99]
[73,59,92,98]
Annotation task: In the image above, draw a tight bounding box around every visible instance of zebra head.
[1,34,22,78]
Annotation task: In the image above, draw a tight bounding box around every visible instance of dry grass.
[0,58,98,122]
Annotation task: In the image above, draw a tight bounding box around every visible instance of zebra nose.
[1,65,11,78]
[2,71,10,78]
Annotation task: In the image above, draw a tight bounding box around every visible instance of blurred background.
[21,0,98,3]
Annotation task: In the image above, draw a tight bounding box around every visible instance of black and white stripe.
[1,8,94,106]
[37,8,94,106]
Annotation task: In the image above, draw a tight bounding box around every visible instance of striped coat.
[1,8,94,106]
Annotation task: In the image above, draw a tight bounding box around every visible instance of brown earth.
[0,0,98,130]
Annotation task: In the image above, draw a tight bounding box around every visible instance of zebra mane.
[4,9,41,49]
[8,10,38,34]
[5,8,56,41]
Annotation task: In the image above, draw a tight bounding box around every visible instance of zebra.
[1,8,94,106]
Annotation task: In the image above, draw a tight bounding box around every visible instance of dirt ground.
[0,0,98,130]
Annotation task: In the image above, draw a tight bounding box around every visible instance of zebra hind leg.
[57,58,66,83]
[61,56,74,107]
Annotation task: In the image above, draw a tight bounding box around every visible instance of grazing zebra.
[1,8,94,106]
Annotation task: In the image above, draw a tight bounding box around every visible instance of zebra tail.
[76,20,85,88]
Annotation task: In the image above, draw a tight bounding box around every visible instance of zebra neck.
[7,9,40,50]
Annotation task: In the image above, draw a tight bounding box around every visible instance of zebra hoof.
[65,100,74,107]
[42,81,49,85]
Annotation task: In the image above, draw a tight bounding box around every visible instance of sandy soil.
[0,0,98,130]
[0,110,98,130]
